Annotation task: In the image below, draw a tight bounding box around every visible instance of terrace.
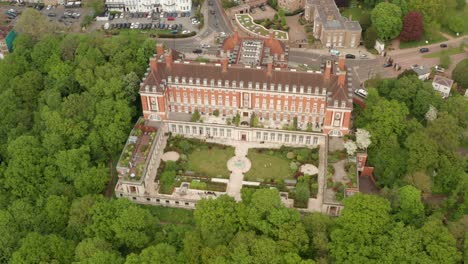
[235,14,289,40]
[117,119,158,182]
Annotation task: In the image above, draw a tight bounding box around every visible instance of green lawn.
[143,206,194,225]
[399,32,448,49]
[244,151,293,182]
[423,44,466,58]
[187,147,234,178]
[340,7,370,22]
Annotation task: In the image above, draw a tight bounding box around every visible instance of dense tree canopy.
[371,3,403,40]
[0,16,465,263]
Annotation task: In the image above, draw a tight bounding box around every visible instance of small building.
[432,75,453,98]
[412,65,430,81]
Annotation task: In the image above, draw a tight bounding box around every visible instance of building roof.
[221,31,288,66]
[412,65,430,76]
[433,75,454,87]
[306,0,361,32]
[142,58,352,108]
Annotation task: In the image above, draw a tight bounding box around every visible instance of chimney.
[267,59,273,77]
[165,49,173,70]
[338,72,346,87]
[150,57,157,72]
[233,31,240,45]
[338,56,345,71]
[157,43,164,57]
[221,56,228,73]
[269,30,274,41]
[324,60,332,80]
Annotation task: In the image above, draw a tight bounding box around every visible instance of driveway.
[286,14,306,43]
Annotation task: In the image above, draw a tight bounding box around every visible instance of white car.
[360,53,368,58]
[46,5,52,10]
[354,89,368,98]
[201,44,210,48]
[435,65,445,73]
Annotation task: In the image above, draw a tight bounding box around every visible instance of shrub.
[212,109,220,117]
[178,140,192,153]
[452,59,468,88]
[364,27,378,49]
[159,170,176,194]
[286,152,296,159]
[439,52,451,69]
[190,180,207,190]
[290,162,298,172]
[191,109,201,122]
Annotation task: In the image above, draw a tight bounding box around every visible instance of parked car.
[440,43,448,48]
[168,16,175,21]
[210,9,215,15]
[360,53,368,58]
[201,44,210,48]
[330,49,340,56]
[354,89,368,98]
[345,54,355,59]
[47,12,56,17]
[411,64,419,69]
[419,48,429,53]
[435,65,445,73]
[208,0,213,5]
[193,49,203,54]
[260,5,266,11]
[383,62,393,67]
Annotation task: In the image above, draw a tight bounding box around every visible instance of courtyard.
[235,14,288,40]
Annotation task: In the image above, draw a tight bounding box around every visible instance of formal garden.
[157,136,234,194]
[235,14,288,40]
[245,146,320,208]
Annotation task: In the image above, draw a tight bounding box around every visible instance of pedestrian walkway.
[226,144,250,201]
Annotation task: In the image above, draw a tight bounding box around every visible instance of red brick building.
[140,32,352,136]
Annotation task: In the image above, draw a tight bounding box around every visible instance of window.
[285,134,290,142]
[227,129,231,138]
[218,95,223,105]
[284,105,288,111]
[171,124,176,132]
[313,137,318,144]
[299,136,304,144]
[277,134,282,142]
[178,125,183,133]
[256,132,261,140]
[199,127,204,135]
[291,135,297,143]
[206,127,210,136]
[185,126,190,134]
[270,133,275,141]
[192,126,197,134]
[306,136,311,144]
[220,129,224,137]
[263,133,268,141]
[213,128,218,137]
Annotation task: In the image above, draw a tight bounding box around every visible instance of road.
[158,0,232,52]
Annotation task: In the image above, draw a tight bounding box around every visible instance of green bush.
[160,170,177,194]
[287,152,296,159]
[190,180,207,190]
[213,109,220,117]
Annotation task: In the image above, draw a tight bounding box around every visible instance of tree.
[433,155,465,194]
[330,194,391,262]
[363,0,383,8]
[67,195,104,241]
[439,52,452,69]
[452,59,468,89]
[343,140,357,156]
[126,243,179,264]
[75,237,124,264]
[355,129,371,149]
[191,109,201,122]
[447,16,464,34]
[371,3,403,40]
[194,195,240,248]
[74,164,109,196]
[420,218,462,263]
[408,0,445,24]
[396,185,424,224]
[359,13,371,31]
[364,27,378,49]
[404,130,438,172]
[10,232,75,264]
[14,8,59,40]
[400,12,423,41]
[4,136,46,199]
[42,195,70,234]
[426,112,461,153]
[405,171,433,194]
[302,213,333,260]
[295,176,311,206]
[392,0,409,14]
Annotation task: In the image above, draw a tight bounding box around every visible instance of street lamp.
[425,40,429,44]
[456,32,459,37]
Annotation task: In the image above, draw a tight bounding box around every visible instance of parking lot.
[40,5,89,29]
[93,9,201,35]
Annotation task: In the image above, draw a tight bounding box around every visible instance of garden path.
[226,144,250,201]
[332,160,348,183]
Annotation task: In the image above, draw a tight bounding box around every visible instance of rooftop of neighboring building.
[412,65,431,76]
[432,75,454,87]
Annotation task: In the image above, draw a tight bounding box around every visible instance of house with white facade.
[432,75,453,98]
[105,0,191,13]
[412,65,430,81]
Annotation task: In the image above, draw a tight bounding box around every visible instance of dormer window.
[322,88,327,95]
[189,78,193,84]
[278,84,282,91]
[263,83,267,90]
[255,82,260,90]
[307,86,312,94]
[285,84,290,92]
[240,81,244,88]
[217,79,222,86]
[203,78,207,85]
[210,79,215,86]
[168,76,172,83]
[182,77,186,83]
[232,81,237,88]
[293,85,297,93]
[270,83,274,91]
[196,78,200,85]
[248,82,252,89]
[175,76,179,83]
[315,87,319,94]
[334,100,338,107]
[341,101,346,108]
[225,80,229,88]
